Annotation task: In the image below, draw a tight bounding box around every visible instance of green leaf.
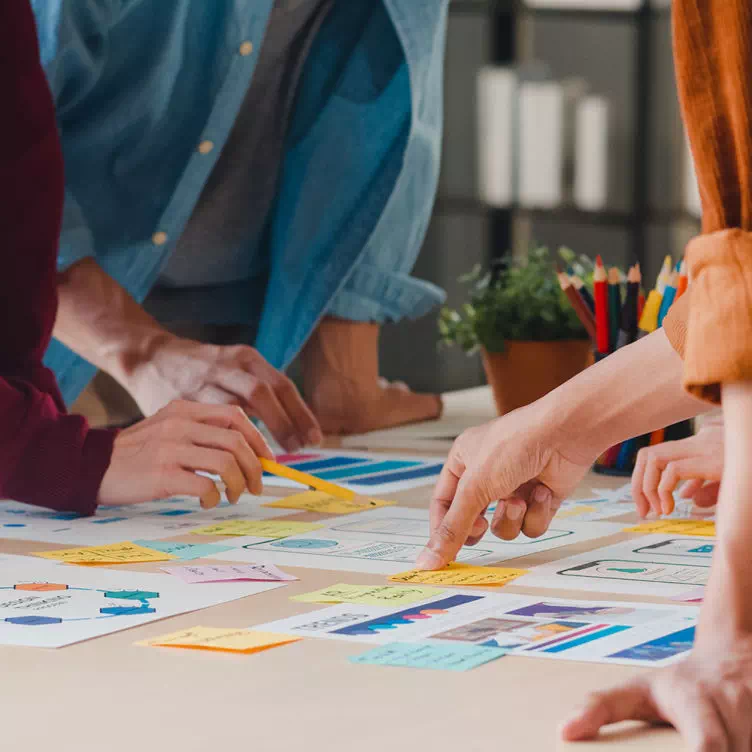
[437,245,591,352]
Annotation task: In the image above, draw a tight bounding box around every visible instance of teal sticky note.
[349,643,506,672]
[133,540,235,561]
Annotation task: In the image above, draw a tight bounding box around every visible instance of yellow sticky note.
[139,627,299,654]
[555,505,597,519]
[624,520,716,537]
[291,583,444,606]
[389,562,529,587]
[192,520,324,538]
[263,491,396,515]
[33,541,177,565]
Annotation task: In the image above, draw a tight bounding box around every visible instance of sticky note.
[292,583,443,606]
[161,563,298,584]
[33,542,177,565]
[389,562,528,587]
[263,491,396,515]
[192,520,324,538]
[349,642,506,672]
[624,520,716,537]
[133,540,235,561]
[140,626,300,654]
[555,505,597,519]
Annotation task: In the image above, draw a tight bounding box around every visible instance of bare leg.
[300,317,443,435]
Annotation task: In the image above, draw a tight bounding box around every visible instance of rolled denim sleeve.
[326,260,445,323]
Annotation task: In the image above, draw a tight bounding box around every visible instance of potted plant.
[438,246,592,415]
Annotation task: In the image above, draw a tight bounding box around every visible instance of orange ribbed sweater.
[664,1,752,403]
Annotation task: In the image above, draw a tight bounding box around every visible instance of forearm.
[53,258,169,387]
[543,329,710,461]
[701,382,752,636]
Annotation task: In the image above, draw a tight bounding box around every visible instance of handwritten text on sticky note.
[349,642,506,672]
[263,491,395,515]
[141,627,299,654]
[292,583,443,606]
[33,542,177,565]
[192,520,324,538]
[389,562,528,587]
[624,520,716,537]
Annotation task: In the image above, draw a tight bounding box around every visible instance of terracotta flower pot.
[482,340,593,416]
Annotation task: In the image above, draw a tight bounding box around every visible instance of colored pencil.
[649,428,665,446]
[675,259,689,300]
[260,458,358,502]
[570,274,595,313]
[657,270,678,327]
[616,265,641,349]
[594,257,610,355]
[608,267,622,352]
[660,255,673,283]
[558,272,597,342]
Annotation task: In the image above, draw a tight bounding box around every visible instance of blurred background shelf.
[381,0,698,394]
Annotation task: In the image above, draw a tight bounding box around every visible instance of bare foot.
[300,318,443,435]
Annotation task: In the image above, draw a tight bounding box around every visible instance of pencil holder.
[590,351,693,476]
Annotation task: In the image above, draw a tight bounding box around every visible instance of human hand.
[632,420,723,517]
[416,399,600,570]
[125,335,322,452]
[560,636,752,750]
[98,401,274,508]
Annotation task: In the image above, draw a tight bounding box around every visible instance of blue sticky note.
[133,540,235,561]
[349,643,506,672]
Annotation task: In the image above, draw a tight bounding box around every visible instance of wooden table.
[1,388,687,751]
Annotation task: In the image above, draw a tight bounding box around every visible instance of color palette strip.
[266,452,444,492]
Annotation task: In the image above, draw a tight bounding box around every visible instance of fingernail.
[308,429,323,447]
[416,549,444,571]
[505,503,524,521]
[534,485,551,505]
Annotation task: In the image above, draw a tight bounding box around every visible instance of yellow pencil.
[260,458,357,501]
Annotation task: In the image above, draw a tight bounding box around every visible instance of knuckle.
[230,430,247,452]
[434,522,459,547]
[248,382,273,402]
[274,377,296,396]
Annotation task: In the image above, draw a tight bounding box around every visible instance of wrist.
[101,325,173,389]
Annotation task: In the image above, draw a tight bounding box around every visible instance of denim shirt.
[32,0,449,405]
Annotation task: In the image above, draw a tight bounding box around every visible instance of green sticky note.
[349,642,507,672]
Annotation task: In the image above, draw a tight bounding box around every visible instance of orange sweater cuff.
[680,229,752,403]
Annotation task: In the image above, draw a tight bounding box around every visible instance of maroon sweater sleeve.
[0,1,115,515]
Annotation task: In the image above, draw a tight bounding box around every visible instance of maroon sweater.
[0,1,115,514]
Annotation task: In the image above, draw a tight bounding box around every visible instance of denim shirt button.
[239,41,254,56]
[198,140,214,154]
[152,231,169,246]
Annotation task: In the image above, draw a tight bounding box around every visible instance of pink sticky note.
[673,587,704,603]
[160,563,298,584]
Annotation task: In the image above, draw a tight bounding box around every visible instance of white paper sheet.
[0,495,294,546]
[254,592,698,667]
[0,553,286,648]
[217,508,624,575]
[516,535,713,598]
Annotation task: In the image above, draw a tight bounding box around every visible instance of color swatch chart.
[267,450,444,494]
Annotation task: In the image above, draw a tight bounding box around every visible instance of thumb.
[559,682,659,741]
[417,470,504,570]
[692,481,720,509]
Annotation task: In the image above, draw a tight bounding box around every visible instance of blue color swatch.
[353,464,445,486]
[316,461,421,481]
